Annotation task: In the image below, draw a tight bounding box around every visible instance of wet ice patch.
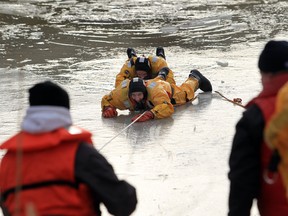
[160,26,179,34]
[0,3,40,17]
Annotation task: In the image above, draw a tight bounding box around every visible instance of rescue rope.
[99,94,199,152]
[216,91,283,186]
[98,111,147,152]
[214,91,246,108]
[15,69,25,216]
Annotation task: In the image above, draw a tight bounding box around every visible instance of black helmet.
[128,78,147,98]
[135,57,151,79]
[128,78,148,111]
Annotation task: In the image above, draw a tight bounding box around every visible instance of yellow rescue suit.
[265,82,288,199]
[102,77,198,119]
[115,56,176,87]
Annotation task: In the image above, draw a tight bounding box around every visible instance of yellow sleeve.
[264,83,288,196]
[275,82,288,113]
[115,58,137,87]
[150,99,174,119]
[147,81,174,119]
[148,56,176,85]
[265,109,288,149]
[166,68,176,85]
[102,80,132,111]
[101,91,116,110]
[265,83,288,149]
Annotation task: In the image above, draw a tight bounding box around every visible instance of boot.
[156,47,166,59]
[189,69,212,92]
[127,48,137,58]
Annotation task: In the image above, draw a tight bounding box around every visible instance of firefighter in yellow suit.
[265,81,288,199]
[102,69,212,122]
[114,47,176,87]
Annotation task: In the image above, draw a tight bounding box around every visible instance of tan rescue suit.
[115,56,176,87]
[102,76,199,119]
[265,82,288,200]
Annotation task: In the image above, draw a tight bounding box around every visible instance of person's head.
[128,77,147,103]
[29,81,70,109]
[135,56,151,79]
[258,40,288,74]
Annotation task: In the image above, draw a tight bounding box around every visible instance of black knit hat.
[135,57,151,73]
[29,81,70,109]
[258,40,288,73]
[128,78,147,99]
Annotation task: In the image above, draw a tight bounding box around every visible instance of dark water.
[1,0,287,70]
[0,1,288,216]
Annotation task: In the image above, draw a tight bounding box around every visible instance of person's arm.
[101,81,131,114]
[0,198,10,216]
[165,68,176,85]
[265,83,288,148]
[150,97,174,119]
[75,143,137,216]
[228,105,264,216]
[101,93,114,110]
[146,81,174,119]
[101,93,118,118]
[115,59,136,88]
[150,56,176,85]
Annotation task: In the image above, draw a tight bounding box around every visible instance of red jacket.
[247,74,288,216]
[0,126,97,216]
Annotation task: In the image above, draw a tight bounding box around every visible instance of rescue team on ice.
[1,40,288,216]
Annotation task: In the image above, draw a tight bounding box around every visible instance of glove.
[102,107,118,118]
[131,111,154,122]
[158,67,170,80]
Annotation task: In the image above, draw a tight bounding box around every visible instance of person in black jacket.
[228,40,288,216]
[0,81,137,216]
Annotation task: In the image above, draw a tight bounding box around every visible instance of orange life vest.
[265,82,288,200]
[0,126,98,216]
[246,74,288,216]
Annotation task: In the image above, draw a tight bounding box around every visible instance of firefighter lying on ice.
[102,68,212,122]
